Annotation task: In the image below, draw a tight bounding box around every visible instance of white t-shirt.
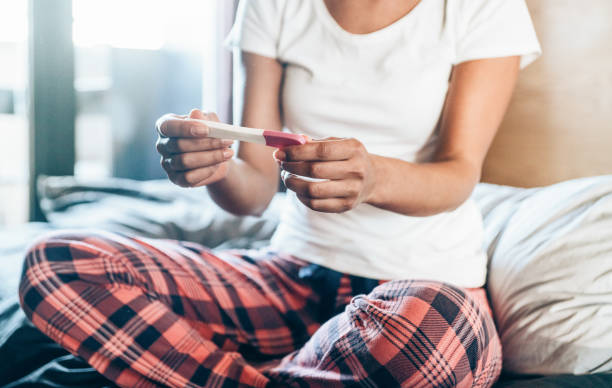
[227,0,541,287]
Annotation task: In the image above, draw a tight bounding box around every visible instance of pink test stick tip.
[263,131,307,148]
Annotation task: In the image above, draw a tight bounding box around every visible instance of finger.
[168,166,220,188]
[177,110,225,137]
[158,137,234,155]
[157,114,209,138]
[156,137,171,157]
[281,138,361,162]
[163,149,233,172]
[273,135,328,160]
[187,108,219,120]
[155,113,187,138]
[189,108,206,120]
[205,111,220,122]
[279,160,360,180]
[296,195,355,213]
[284,174,359,199]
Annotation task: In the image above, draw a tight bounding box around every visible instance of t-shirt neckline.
[313,0,424,42]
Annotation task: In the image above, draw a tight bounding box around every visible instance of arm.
[207,52,283,216]
[155,52,283,216]
[277,56,520,216]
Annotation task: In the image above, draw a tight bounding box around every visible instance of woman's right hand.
[155,109,234,188]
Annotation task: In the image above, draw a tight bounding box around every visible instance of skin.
[156,0,520,217]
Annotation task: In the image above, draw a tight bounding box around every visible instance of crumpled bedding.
[0,176,610,387]
[38,176,284,249]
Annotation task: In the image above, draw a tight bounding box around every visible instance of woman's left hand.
[275,137,377,213]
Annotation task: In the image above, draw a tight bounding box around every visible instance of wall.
[482,0,612,187]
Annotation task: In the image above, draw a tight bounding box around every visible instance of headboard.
[481,0,612,187]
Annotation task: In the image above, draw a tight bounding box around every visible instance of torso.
[323,0,422,34]
[269,0,488,287]
[229,0,540,288]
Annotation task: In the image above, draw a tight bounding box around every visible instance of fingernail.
[191,126,207,136]
[275,150,286,161]
[222,139,234,146]
[223,149,233,158]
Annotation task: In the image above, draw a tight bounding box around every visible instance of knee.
[21,229,98,273]
[19,230,109,314]
[349,280,501,386]
[364,280,481,326]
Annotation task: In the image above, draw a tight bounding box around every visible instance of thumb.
[189,109,221,123]
[189,108,206,119]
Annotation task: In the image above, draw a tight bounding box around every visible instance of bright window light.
[0,0,27,42]
[72,0,214,51]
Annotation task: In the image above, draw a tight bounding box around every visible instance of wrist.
[364,154,384,206]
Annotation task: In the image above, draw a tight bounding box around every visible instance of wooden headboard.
[481,0,612,187]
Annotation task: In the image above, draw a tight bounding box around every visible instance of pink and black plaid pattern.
[19,230,502,387]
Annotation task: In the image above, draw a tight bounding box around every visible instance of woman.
[20,0,541,387]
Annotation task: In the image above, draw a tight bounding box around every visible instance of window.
[0,0,232,224]
[0,1,29,225]
[72,0,219,180]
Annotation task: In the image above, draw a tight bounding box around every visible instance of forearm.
[207,157,278,217]
[365,58,520,216]
[279,58,518,216]
[367,154,480,217]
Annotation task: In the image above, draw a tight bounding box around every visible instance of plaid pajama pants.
[19,230,502,387]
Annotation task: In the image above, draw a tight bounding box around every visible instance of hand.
[155,109,234,187]
[275,137,377,213]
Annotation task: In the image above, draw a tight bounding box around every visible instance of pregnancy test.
[189,119,307,148]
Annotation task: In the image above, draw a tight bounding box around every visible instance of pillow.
[473,176,612,375]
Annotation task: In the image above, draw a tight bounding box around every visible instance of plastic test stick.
[188,119,307,148]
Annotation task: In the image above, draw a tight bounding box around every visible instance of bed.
[2,1,611,386]
[1,175,611,387]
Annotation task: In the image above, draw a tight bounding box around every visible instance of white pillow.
[473,176,612,375]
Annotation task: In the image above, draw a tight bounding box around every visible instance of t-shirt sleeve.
[224,0,285,59]
[455,0,542,69]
